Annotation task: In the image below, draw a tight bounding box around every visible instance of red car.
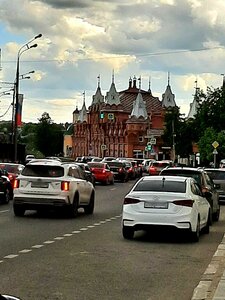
[148,161,172,175]
[0,163,24,187]
[88,162,114,185]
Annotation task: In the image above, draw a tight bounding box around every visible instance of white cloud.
[0,0,225,123]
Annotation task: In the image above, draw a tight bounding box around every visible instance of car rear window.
[160,169,202,185]
[22,165,64,177]
[107,162,123,167]
[206,170,225,180]
[134,179,186,193]
[152,162,170,168]
[88,163,104,168]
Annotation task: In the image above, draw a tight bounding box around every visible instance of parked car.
[122,176,211,241]
[160,167,220,222]
[0,163,24,187]
[107,160,129,182]
[91,157,102,162]
[148,160,173,175]
[88,162,114,185]
[13,159,95,217]
[204,168,225,203]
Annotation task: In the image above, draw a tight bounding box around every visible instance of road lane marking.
[0,214,122,264]
[0,210,10,214]
[4,254,18,259]
[19,249,32,253]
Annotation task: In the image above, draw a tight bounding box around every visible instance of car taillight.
[172,199,194,207]
[124,197,141,205]
[13,179,20,189]
[61,181,70,191]
[102,169,106,174]
[8,174,13,180]
[128,167,133,172]
[119,168,123,172]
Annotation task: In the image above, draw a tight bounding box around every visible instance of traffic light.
[100,112,104,119]
[147,144,152,151]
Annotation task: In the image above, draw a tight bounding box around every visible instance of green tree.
[34,112,64,157]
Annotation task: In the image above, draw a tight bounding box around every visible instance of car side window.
[191,182,202,196]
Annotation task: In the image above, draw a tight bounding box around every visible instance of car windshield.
[134,179,186,193]
[22,165,64,177]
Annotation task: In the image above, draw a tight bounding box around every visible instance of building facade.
[72,76,173,159]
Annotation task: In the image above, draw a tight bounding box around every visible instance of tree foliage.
[34,112,64,157]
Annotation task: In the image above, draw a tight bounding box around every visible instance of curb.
[191,234,225,300]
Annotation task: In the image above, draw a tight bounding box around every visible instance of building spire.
[112,69,115,84]
[168,71,170,85]
[97,74,100,88]
[138,76,141,90]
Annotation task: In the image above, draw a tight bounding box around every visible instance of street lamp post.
[13,34,42,162]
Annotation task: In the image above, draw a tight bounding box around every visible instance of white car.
[13,159,95,217]
[122,176,211,242]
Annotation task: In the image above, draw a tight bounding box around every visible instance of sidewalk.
[191,234,225,300]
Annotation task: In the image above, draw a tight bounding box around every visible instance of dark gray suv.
[160,167,220,222]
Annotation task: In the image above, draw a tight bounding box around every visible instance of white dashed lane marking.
[0,215,121,264]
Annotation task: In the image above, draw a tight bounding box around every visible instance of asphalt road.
[0,180,225,300]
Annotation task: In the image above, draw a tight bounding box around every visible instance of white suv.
[13,159,95,217]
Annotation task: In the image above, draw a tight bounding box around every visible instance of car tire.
[212,207,220,222]
[190,217,200,242]
[70,196,79,218]
[84,193,95,214]
[122,226,134,240]
[13,205,25,217]
[202,211,210,234]
[3,190,10,204]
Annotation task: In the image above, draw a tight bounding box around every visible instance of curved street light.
[13,34,42,162]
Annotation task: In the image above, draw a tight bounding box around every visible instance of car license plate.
[31,182,49,188]
[144,202,168,209]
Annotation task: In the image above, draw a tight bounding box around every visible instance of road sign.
[101,144,107,150]
[149,138,156,145]
[212,141,219,148]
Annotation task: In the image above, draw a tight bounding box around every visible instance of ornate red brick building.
[72,76,170,159]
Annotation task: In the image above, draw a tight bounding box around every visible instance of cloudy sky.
[0,0,225,124]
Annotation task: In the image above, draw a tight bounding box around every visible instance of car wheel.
[13,205,25,217]
[84,192,95,214]
[4,190,10,204]
[191,217,200,242]
[202,211,210,234]
[212,207,220,222]
[105,178,110,185]
[70,196,79,218]
[122,225,134,240]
